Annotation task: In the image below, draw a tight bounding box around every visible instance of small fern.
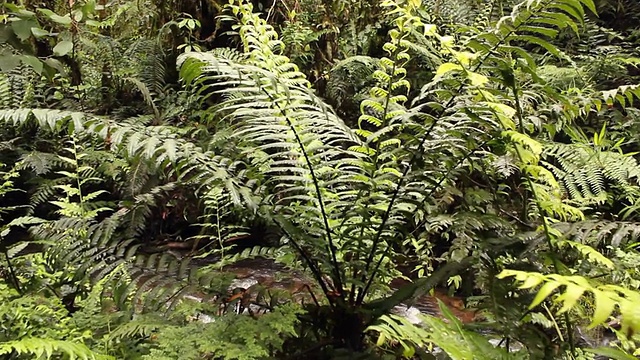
[0,338,112,360]
[498,269,640,337]
[543,135,640,206]
[368,299,516,359]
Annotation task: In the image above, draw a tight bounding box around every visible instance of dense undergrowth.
[1,0,640,358]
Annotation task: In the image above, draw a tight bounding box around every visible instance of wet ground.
[184,257,617,357]
[218,258,476,322]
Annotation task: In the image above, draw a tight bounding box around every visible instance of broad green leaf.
[518,274,543,289]
[0,54,21,72]
[11,19,36,41]
[376,332,386,347]
[435,62,463,77]
[585,347,638,360]
[43,58,66,74]
[496,269,519,279]
[440,35,455,47]
[487,102,516,120]
[453,51,477,66]
[468,71,488,86]
[37,9,72,25]
[85,19,102,27]
[535,12,578,34]
[515,35,561,58]
[578,0,597,14]
[557,283,586,313]
[19,55,43,74]
[589,290,616,329]
[424,23,437,36]
[502,130,542,155]
[72,9,84,22]
[519,25,558,38]
[530,281,560,309]
[4,4,36,18]
[53,41,74,56]
[550,1,584,20]
[30,27,49,38]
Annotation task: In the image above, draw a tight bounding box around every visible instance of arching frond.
[0,338,112,360]
[543,141,640,205]
[0,108,252,207]
[553,220,640,248]
[325,56,379,115]
[499,269,640,336]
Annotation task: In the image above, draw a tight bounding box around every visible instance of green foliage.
[140,303,302,360]
[0,338,111,360]
[498,270,640,347]
[325,56,379,118]
[543,138,640,206]
[2,0,640,358]
[0,268,111,359]
[368,300,524,359]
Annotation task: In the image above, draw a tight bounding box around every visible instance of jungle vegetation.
[1,0,640,359]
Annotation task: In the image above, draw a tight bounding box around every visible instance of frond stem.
[360,138,491,301]
[3,249,22,294]
[356,116,442,305]
[276,220,336,307]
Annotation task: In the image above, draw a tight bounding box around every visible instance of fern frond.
[124,38,167,97]
[368,301,513,359]
[423,0,486,25]
[325,56,379,114]
[543,141,640,204]
[18,151,67,176]
[499,269,640,335]
[0,108,253,208]
[125,77,161,121]
[222,245,289,265]
[108,316,165,341]
[178,53,363,224]
[600,84,640,108]
[125,182,177,237]
[0,73,11,109]
[178,0,379,302]
[0,338,112,360]
[550,220,640,248]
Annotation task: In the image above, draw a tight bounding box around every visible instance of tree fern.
[400,0,606,355]
[179,0,367,304]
